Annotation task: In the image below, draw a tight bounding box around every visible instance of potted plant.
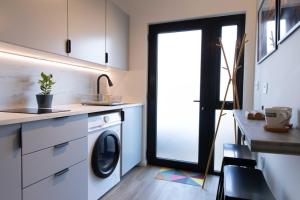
[36,72,55,109]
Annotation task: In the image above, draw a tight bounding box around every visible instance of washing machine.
[88,111,122,200]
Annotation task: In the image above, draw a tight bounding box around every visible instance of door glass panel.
[156,30,202,163]
[219,25,237,101]
[93,134,118,172]
[215,25,238,171]
[99,135,116,170]
[214,110,235,171]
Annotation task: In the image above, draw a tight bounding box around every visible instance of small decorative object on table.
[36,72,55,109]
[245,111,265,120]
[264,107,292,133]
[264,124,293,133]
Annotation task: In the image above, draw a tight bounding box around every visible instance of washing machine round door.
[92,130,120,178]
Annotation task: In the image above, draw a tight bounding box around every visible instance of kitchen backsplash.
[0,52,102,108]
[0,52,139,109]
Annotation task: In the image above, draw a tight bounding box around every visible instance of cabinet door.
[106,0,129,70]
[68,0,106,65]
[0,0,68,55]
[22,114,88,155]
[122,106,143,176]
[23,160,87,200]
[0,124,21,200]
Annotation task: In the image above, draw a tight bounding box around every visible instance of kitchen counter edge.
[0,103,143,126]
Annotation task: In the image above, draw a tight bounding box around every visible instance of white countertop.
[234,110,300,155]
[0,103,143,126]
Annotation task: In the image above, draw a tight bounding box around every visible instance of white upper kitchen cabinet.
[106,0,129,70]
[68,0,106,65]
[0,0,68,56]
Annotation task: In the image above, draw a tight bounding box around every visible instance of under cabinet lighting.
[0,50,108,74]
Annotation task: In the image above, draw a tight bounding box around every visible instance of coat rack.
[202,34,248,189]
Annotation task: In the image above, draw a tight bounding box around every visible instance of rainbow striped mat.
[155,167,204,187]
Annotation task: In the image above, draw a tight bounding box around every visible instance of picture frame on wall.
[278,0,300,43]
[257,0,277,63]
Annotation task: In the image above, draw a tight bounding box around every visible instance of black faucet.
[97,74,113,94]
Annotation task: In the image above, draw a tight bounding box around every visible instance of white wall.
[0,43,133,108]
[112,0,257,164]
[0,53,93,108]
[254,1,300,199]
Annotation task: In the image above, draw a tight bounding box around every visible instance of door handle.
[193,100,205,110]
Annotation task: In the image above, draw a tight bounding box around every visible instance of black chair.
[216,144,257,200]
[223,165,275,200]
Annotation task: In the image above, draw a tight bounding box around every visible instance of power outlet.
[260,156,266,170]
[262,83,268,94]
[255,81,260,91]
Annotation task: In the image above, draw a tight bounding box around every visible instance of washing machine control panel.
[103,116,110,123]
[88,112,121,131]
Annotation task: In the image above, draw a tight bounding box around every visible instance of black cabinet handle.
[19,128,22,148]
[193,100,201,103]
[66,39,71,53]
[54,142,69,149]
[105,52,109,63]
[54,116,70,120]
[121,111,125,122]
[54,168,69,177]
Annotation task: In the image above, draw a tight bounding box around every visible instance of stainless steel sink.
[81,94,123,106]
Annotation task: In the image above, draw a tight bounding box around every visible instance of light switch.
[262,83,268,94]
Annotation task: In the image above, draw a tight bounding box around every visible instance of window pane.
[266,21,276,53]
[219,25,237,101]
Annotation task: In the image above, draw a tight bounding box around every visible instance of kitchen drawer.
[22,137,87,188]
[23,160,87,200]
[22,114,88,155]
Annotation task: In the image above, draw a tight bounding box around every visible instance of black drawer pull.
[54,168,69,177]
[54,116,70,120]
[54,142,69,149]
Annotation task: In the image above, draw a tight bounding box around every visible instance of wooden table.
[233,110,300,155]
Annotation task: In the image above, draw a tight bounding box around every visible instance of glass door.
[156,30,202,163]
[147,14,245,172]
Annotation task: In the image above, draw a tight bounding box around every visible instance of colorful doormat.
[155,167,204,187]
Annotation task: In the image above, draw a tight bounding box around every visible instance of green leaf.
[38,72,55,94]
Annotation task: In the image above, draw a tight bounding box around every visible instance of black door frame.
[147,14,245,173]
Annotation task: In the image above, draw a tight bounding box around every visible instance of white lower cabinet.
[121,106,143,176]
[22,137,87,188]
[0,106,144,199]
[21,115,88,200]
[22,114,88,155]
[0,124,22,200]
[23,160,87,200]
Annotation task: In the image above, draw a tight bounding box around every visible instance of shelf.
[234,110,300,155]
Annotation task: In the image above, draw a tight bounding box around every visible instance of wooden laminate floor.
[101,166,219,200]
